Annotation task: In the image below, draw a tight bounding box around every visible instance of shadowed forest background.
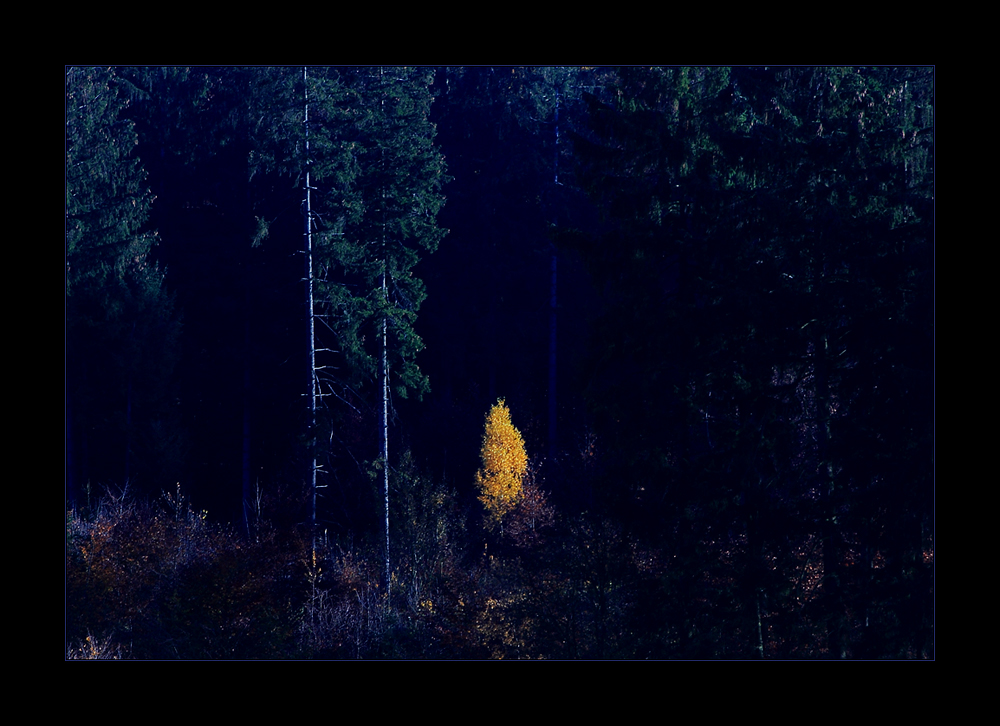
[66,66,933,659]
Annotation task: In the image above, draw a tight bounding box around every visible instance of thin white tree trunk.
[379,65,391,599]
[548,90,560,458]
[382,265,390,597]
[304,67,318,561]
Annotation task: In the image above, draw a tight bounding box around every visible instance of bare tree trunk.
[242,313,252,539]
[815,326,845,658]
[382,264,391,597]
[548,247,557,459]
[547,91,560,459]
[304,67,318,561]
[378,65,393,599]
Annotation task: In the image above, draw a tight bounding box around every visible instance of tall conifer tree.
[311,67,446,593]
[66,66,183,500]
[570,66,932,657]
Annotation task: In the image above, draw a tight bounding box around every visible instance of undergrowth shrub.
[67,486,306,659]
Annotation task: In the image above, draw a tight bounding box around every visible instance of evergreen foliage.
[66,67,184,497]
[568,66,933,657]
[66,67,932,659]
[317,66,447,400]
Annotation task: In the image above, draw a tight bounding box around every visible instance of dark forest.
[66,66,934,659]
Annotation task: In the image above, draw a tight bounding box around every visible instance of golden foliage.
[475,400,528,530]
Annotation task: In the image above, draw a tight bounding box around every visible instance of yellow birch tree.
[475,400,528,531]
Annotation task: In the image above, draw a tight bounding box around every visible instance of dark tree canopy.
[67,66,933,659]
